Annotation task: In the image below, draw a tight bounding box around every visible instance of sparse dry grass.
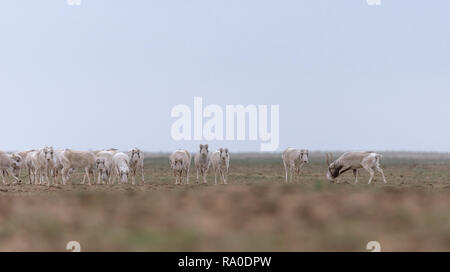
[1,152,450,251]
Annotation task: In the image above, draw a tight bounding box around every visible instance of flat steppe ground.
[1,152,450,251]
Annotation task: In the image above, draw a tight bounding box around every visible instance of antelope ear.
[225,148,228,153]
[205,144,208,149]
[219,148,223,153]
[200,144,203,149]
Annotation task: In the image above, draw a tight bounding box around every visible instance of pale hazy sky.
[1,0,449,152]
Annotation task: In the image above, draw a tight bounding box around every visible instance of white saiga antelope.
[194,144,209,184]
[12,149,35,178]
[282,148,309,182]
[0,151,22,185]
[111,152,130,184]
[169,149,191,185]
[128,148,144,185]
[52,149,76,184]
[326,152,387,184]
[60,149,97,185]
[25,150,39,185]
[95,150,117,184]
[35,146,55,186]
[209,148,230,185]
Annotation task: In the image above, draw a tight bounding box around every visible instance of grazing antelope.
[326,152,387,184]
[111,152,131,184]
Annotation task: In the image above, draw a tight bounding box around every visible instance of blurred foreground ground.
[1,152,450,251]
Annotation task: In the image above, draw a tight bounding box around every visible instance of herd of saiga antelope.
[0,145,387,186]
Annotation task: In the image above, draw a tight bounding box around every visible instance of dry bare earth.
[1,152,450,251]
